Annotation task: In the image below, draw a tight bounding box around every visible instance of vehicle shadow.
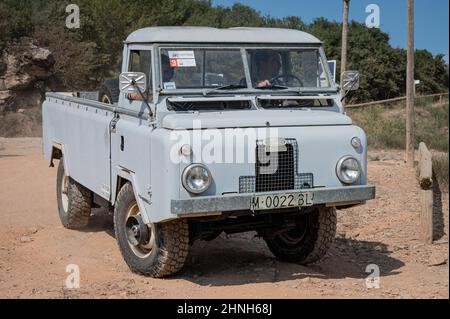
[79,212,405,286]
[432,176,445,241]
[81,208,115,238]
[176,232,404,286]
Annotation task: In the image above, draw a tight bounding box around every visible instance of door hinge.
[111,115,120,133]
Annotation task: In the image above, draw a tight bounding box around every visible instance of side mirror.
[341,71,360,91]
[119,72,147,94]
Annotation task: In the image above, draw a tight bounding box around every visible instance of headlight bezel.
[181,164,212,194]
[336,156,362,185]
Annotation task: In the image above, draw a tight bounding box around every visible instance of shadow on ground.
[81,208,115,238]
[432,178,446,241]
[81,210,405,287]
[177,233,404,286]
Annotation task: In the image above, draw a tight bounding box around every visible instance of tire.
[56,159,92,229]
[264,206,336,264]
[98,79,119,104]
[114,183,189,277]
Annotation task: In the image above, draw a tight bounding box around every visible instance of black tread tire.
[56,159,92,229]
[98,79,119,104]
[114,183,189,278]
[264,206,336,264]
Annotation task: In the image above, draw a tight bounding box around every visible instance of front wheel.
[114,183,189,277]
[264,206,336,264]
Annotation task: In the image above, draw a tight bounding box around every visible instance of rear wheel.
[264,206,336,264]
[98,79,119,104]
[114,183,189,277]
[56,159,92,229]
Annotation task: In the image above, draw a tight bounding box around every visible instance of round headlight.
[182,164,212,194]
[336,156,361,184]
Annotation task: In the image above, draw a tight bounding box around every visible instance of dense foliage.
[0,0,448,101]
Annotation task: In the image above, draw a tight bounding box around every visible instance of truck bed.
[42,92,115,200]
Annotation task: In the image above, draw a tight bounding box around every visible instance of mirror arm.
[133,80,154,118]
[340,77,359,102]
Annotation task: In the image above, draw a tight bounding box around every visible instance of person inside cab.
[254,51,282,88]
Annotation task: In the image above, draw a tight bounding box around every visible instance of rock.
[374,245,387,253]
[351,232,360,239]
[434,239,448,245]
[393,244,408,251]
[428,253,448,267]
[2,38,54,91]
[0,37,55,115]
[28,227,38,235]
[20,236,33,243]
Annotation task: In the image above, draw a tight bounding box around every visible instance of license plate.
[251,193,314,211]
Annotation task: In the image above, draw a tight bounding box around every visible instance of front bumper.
[171,185,376,216]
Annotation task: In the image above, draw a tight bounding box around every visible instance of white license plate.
[251,192,314,211]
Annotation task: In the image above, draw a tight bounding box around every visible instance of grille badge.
[262,138,287,153]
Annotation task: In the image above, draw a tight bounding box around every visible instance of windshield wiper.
[254,84,290,90]
[204,84,247,96]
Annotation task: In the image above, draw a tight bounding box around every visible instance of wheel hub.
[126,215,149,246]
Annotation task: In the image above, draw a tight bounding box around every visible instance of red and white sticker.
[168,51,196,68]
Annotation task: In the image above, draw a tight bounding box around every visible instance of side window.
[129,50,152,98]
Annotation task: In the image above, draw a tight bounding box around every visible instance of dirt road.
[0,138,448,299]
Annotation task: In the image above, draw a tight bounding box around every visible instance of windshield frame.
[154,43,337,96]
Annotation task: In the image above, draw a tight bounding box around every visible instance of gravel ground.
[0,138,448,299]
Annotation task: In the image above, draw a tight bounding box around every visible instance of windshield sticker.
[163,82,177,90]
[168,50,196,68]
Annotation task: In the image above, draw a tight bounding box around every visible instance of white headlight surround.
[336,156,361,184]
[182,164,212,194]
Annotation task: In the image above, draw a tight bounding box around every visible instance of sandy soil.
[0,138,448,299]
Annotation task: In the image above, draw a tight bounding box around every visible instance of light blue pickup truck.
[42,27,375,277]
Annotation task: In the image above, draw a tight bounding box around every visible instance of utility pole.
[406,0,415,166]
[340,0,350,106]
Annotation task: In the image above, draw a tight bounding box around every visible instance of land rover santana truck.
[43,27,375,278]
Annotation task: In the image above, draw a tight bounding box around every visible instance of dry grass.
[347,97,449,152]
[433,154,449,192]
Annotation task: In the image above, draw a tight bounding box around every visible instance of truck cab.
[43,27,375,278]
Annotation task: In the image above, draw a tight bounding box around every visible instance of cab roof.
[125,26,322,45]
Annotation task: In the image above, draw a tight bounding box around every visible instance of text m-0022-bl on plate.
[251,192,314,211]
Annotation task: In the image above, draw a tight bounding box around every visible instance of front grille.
[256,143,295,192]
[239,139,314,193]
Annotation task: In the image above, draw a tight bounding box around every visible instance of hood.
[161,109,352,129]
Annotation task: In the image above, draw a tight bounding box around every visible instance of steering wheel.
[270,74,303,87]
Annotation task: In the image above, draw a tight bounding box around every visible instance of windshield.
[160,48,245,90]
[159,47,332,92]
